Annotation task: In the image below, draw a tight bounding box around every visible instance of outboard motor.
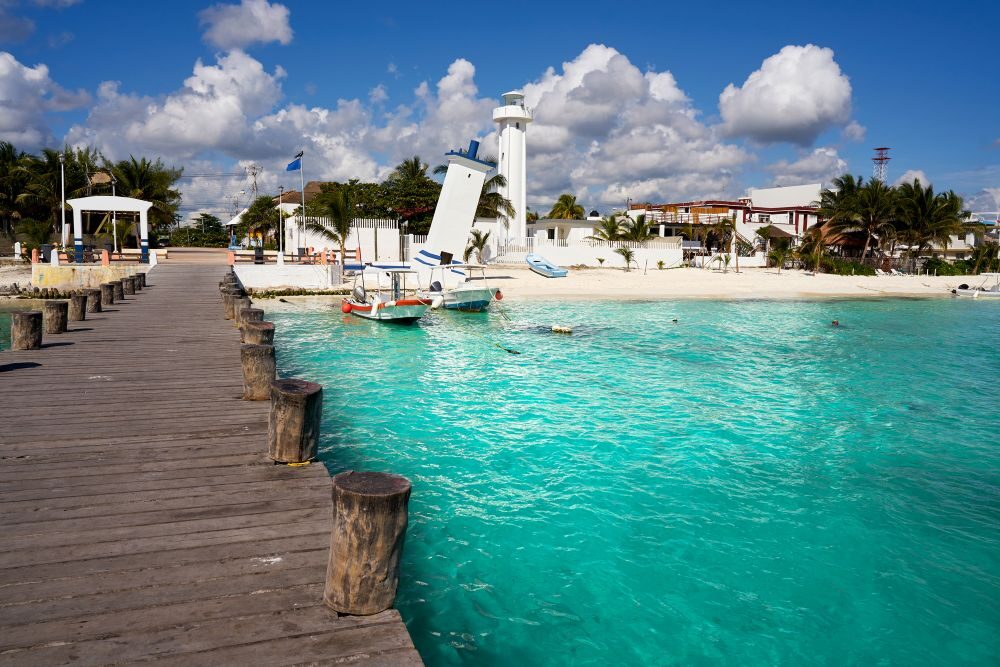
[958,284,969,290]
[352,284,367,303]
[430,280,443,293]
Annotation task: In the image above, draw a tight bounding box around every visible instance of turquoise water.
[269,298,1000,666]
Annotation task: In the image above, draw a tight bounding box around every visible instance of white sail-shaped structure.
[412,140,493,287]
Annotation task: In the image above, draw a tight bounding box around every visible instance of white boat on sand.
[952,273,1000,298]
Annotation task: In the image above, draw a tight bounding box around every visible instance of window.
[516,122,520,129]
[758,214,770,224]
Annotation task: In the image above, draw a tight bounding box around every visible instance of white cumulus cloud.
[719,44,852,146]
[842,120,866,142]
[0,50,88,147]
[523,44,746,206]
[768,147,847,187]
[894,169,930,186]
[199,0,292,50]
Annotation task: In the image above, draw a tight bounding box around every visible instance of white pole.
[111,177,118,254]
[59,153,66,246]
[278,186,284,255]
[299,155,306,248]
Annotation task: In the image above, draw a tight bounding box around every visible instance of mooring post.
[242,320,275,345]
[113,281,124,301]
[68,293,87,321]
[85,288,102,313]
[323,471,412,615]
[43,301,68,334]
[100,283,116,306]
[122,277,135,295]
[238,308,264,340]
[132,275,142,291]
[137,272,147,288]
[232,296,251,326]
[267,378,322,463]
[10,311,43,350]
[241,344,276,400]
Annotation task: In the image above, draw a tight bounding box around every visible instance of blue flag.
[286,157,301,172]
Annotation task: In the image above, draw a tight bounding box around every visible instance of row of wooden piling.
[7,273,147,350]
[220,269,412,616]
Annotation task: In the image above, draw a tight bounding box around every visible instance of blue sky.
[1,0,997,218]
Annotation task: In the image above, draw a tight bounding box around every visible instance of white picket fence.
[488,236,683,268]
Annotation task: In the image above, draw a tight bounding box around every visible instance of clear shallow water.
[268,298,1000,666]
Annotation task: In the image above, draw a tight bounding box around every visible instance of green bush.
[820,257,876,276]
[922,256,969,276]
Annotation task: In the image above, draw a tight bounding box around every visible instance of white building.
[493,91,532,244]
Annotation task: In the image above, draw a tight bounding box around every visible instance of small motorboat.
[341,268,432,323]
[421,264,502,312]
[952,273,1000,298]
[526,253,568,278]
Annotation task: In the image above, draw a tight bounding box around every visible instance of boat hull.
[442,286,498,312]
[953,288,1000,298]
[344,298,431,323]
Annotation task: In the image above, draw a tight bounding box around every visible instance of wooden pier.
[0,260,422,666]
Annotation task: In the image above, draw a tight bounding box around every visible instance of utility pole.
[247,165,262,199]
[59,152,66,246]
[278,186,284,255]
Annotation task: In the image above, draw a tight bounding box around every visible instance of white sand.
[486,267,967,301]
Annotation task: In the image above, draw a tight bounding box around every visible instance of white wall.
[488,240,683,269]
[750,183,821,208]
[285,218,400,262]
[234,264,342,289]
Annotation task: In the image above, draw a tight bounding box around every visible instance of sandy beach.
[486,266,968,300]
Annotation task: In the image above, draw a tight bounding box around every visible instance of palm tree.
[464,229,491,263]
[15,218,53,249]
[818,176,895,260]
[768,246,790,273]
[712,216,739,272]
[548,194,584,220]
[15,148,66,231]
[796,227,831,272]
[895,179,967,269]
[586,215,623,243]
[614,246,636,271]
[108,156,182,233]
[970,241,1000,274]
[306,187,353,262]
[620,214,655,243]
[391,156,430,182]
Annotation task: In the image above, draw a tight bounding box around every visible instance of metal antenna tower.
[246,165,262,198]
[872,147,891,182]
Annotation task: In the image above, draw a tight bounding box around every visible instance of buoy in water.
[551,325,573,334]
[495,290,503,301]
[341,301,352,313]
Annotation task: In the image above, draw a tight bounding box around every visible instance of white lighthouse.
[493,91,532,243]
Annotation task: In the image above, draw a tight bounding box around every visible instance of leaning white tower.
[493,91,532,242]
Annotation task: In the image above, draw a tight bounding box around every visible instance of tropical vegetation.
[547,194,585,220]
[0,140,182,251]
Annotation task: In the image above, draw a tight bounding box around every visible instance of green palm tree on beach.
[464,229,491,263]
[615,247,636,271]
[712,216,738,273]
[307,187,353,262]
[547,194,584,220]
[586,215,623,243]
[894,179,967,267]
[620,214,655,243]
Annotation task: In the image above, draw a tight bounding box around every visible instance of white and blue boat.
[526,253,568,278]
[422,263,502,312]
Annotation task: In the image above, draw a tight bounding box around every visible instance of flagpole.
[299,154,305,249]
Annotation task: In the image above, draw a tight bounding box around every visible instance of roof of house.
[272,180,324,205]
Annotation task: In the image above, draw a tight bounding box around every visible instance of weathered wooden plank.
[0,263,421,665]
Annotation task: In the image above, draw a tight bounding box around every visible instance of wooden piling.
[43,300,68,334]
[133,275,143,291]
[232,296,251,326]
[267,378,322,463]
[242,320,275,345]
[122,277,135,295]
[68,293,88,321]
[10,311,42,350]
[100,283,116,306]
[240,344,276,400]
[137,272,147,287]
[324,471,412,615]
[85,288,102,313]
[238,307,264,333]
[113,281,124,301]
